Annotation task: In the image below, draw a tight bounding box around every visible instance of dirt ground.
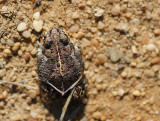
[1,0,160,121]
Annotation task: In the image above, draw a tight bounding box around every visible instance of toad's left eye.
[60,34,68,46]
[44,41,51,49]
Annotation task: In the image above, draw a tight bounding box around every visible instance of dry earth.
[1,0,160,121]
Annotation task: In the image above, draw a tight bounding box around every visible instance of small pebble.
[90,27,98,33]
[97,21,105,30]
[146,44,156,51]
[31,70,37,77]
[94,8,104,18]
[0,101,5,108]
[131,61,137,67]
[121,71,127,78]
[31,48,37,56]
[111,4,120,16]
[21,46,26,51]
[78,3,86,9]
[132,27,139,34]
[132,90,141,97]
[4,49,11,56]
[6,39,14,46]
[18,50,23,56]
[108,48,123,63]
[130,18,140,25]
[96,54,107,64]
[26,44,33,52]
[69,25,80,33]
[148,2,153,10]
[12,42,20,51]
[24,52,30,61]
[131,46,138,54]
[72,12,79,19]
[17,22,27,32]
[92,111,101,120]
[26,97,32,104]
[1,6,7,11]
[96,77,103,83]
[154,29,160,35]
[1,38,5,44]
[115,23,129,32]
[125,13,132,18]
[118,89,125,96]
[91,39,99,47]
[144,69,155,77]
[22,30,31,38]
[76,31,84,39]
[92,89,98,95]
[151,57,160,64]
[135,83,143,89]
[28,90,37,99]
[2,91,8,98]
[30,111,37,118]
[81,38,90,48]
[80,117,87,121]
[33,20,43,32]
[120,4,127,12]
[33,12,40,20]
[96,84,102,91]
[86,1,92,6]
[0,60,4,69]
[10,99,15,105]
[0,69,6,77]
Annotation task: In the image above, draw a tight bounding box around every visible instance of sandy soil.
[1,0,160,121]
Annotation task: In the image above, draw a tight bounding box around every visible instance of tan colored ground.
[1,0,160,121]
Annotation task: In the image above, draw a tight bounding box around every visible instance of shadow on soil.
[43,96,86,121]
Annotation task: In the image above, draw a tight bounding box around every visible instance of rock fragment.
[33,20,43,32]
[17,22,27,32]
[108,48,123,62]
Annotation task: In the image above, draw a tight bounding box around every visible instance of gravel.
[132,90,141,97]
[1,1,160,121]
[96,54,107,64]
[22,30,31,38]
[24,52,30,61]
[72,12,79,19]
[3,49,11,56]
[0,69,6,77]
[146,44,156,51]
[33,12,40,20]
[69,25,80,33]
[94,8,104,18]
[154,29,160,35]
[6,39,14,46]
[12,42,20,51]
[1,38,5,44]
[1,6,7,11]
[17,22,27,32]
[151,57,160,64]
[33,20,43,32]
[97,21,105,30]
[108,48,123,63]
[111,4,120,16]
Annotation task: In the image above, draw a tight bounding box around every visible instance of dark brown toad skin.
[37,28,85,103]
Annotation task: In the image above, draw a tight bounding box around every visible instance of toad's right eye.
[44,42,51,49]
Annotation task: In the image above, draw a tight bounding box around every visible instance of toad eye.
[60,34,68,46]
[44,43,51,49]
[44,39,51,49]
